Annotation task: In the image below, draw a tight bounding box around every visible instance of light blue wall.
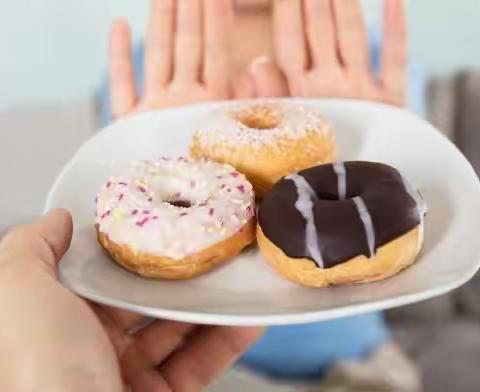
[0,0,479,107]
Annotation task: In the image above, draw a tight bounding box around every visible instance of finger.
[304,0,337,68]
[174,0,203,82]
[233,69,256,99]
[99,305,148,333]
[332,0,370,70]
[128,369,169,392]
[0,209,73,277]
[109,19,137,119]
[134,321,196,364]
[161,326,264,391]
[121,321,198,389]
[202,0,233,95]
[249,56,289,97]
[381,0,407,105]
[144,0,175,96]
[273,0,307,76]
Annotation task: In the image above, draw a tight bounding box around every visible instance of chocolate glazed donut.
[257,161,427,287]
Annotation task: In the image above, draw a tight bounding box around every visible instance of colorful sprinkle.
[237,185,245,193]
[118,193,124,201]
[231,172,240,178]
[209,208,215,216]
[152,216,159,220]
[106,181,111,188]
[100,210,111,219]
[180,212,188,217]
[143,210,150,215]
[132,209,139,215]
[226,188,232,193]
[136,217,149,227]
[220,184,226,189]
[138,186,146,193]
[118,182,128,186]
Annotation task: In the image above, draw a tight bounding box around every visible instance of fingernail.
[249,56,271,74]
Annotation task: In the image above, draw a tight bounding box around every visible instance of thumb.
[249,56,289,98]
[0,209,73,276]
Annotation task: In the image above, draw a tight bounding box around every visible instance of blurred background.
[1,1,480,391]
[0,0,480,107]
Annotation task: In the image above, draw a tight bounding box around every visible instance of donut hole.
[166,199,192,208]
[235,106,280,130]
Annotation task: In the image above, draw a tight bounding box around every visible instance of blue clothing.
[240,313,389,380]
[97,28,426,381]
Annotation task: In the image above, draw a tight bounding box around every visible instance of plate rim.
[60,269,475,326]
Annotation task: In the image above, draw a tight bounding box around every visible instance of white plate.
[45,99,480,326]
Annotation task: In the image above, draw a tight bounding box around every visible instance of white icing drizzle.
[400,174,427,248]
[400,174,427,220]
[352,197,376,258]
[333,162,347,200]
[286,174,324,268]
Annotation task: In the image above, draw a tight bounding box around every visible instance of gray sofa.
[386,70,480,392]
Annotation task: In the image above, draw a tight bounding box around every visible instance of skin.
[272,0,407,105]
[0,210,263,391]
[109,0,406,118]
[109,0,243,119]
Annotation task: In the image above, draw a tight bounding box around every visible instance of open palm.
[109,0,234,120]
[273,0,407,106]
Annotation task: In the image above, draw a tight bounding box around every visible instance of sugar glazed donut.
[257,161,427,287]
[190,100,337,198]
[95,158,256,279]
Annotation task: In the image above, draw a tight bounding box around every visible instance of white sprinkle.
[195,100,332,148]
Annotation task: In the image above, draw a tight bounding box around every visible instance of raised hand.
[273,0,407,106]
[109,0,234,119]
[0,210,262,391]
